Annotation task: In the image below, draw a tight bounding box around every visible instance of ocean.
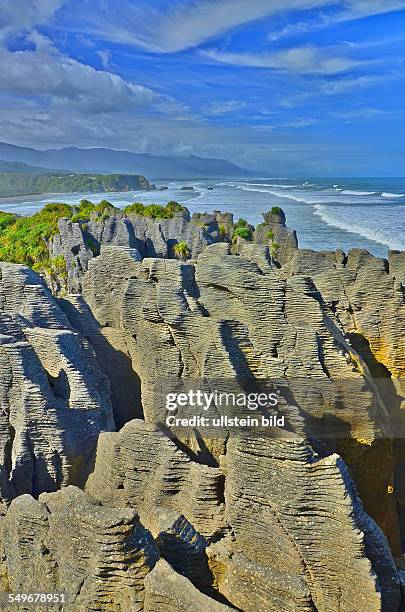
[1,177,404,258]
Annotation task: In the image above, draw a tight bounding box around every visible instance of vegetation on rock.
[219,223,227,236]
[173,240,190,260]
[0,203,71,271]
[0,199,188,275]
[0,200,117,273]
[71,199,119,222]
[232,218,252,242]
[123,200,185,219]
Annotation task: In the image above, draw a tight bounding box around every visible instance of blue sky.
[0,0,405,175]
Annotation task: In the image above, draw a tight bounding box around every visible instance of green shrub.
[0,212,17,232]
[232,226,252,242]
[267,229,275,240]
[270,206,282,214]
[0,203,73,269]
[219,223,227,236]
[71,199,118,222]
[270,241,279,260]
[234,218,249,228]
[173,240,190,260]
[37,255,68,279]
[124,201,185,220]
[166,201,185,214]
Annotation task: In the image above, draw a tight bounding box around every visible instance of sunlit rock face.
[0,207,404,611]
[79,241,402,609]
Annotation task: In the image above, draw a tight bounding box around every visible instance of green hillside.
[0,172,152,197]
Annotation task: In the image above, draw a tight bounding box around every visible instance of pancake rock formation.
[0,208,404,610]
[0,263,114,503]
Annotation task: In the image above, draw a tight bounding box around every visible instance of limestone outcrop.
[0,486,159,611]
[86,419,226,539]
[0,208,404,611]
[48,206,299,293]
[49,209,225,292]
[144,559,232,611]
[78,238,403,608]
[254,208,298,265]
[0,263,114,502]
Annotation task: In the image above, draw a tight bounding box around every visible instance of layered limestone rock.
[0,486,159,611]
[285,247,405,545]
[144,559,232,612]
[253,208,298,265]
[86,419,226,539]
[79,241,403,608]
[50,209,225,292]
[285,248,405,381]
[0,263,114,502]
[84,419,402,610]
[210,435,400,612]
[49,207,299,294]
[0,208,404,611]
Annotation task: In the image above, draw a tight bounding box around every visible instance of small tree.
[174,240,190,260]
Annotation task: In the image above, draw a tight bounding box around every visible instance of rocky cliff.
[0,207,404,611]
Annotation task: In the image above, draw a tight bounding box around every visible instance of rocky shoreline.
[0,203,404,610]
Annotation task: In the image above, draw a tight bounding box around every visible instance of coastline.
[0,192,75,203]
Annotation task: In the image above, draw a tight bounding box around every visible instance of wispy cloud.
[205,100,246,115]
[202,45,368,75]
[268,0,405,41]
[280,117,318,127]
[333,107,389,122]
[59,0,338,53]
[319,71,402,94]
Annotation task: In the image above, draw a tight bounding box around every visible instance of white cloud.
[251,124,274,132]
[0,0,65,34]
[59,0,405,54]
[346,0,405,18]
[0,34,159,114]
[96,49,112,70]
[202,46,367,75]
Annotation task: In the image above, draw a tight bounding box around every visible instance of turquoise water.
[1,177,404,258]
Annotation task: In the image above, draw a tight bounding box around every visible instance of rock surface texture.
[0,263,114,503]
[0,209,404,611]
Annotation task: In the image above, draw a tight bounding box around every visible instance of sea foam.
[341,190,376,196]
[381,192,405,199]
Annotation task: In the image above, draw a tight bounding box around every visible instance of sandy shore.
[0,192,72,204]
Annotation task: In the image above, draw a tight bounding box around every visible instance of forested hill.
[0,172,153,197]
[0,161,69,174]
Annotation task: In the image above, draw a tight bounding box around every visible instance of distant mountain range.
[0,142,252,179]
